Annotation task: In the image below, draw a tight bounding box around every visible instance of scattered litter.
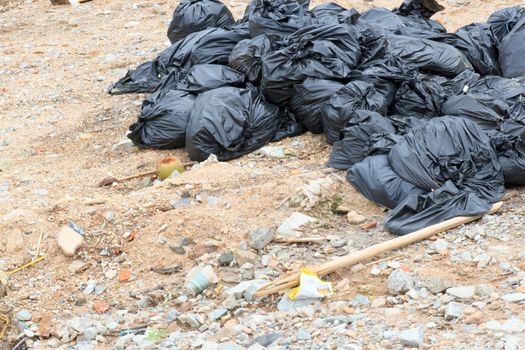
[185,265,218,295]
[276,212,317,238]
[288,269,334,300]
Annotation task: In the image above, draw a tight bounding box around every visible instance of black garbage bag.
[174,64,245,93]
[441,93,508,129]
[167,0,235,44]
[357,0,444,36]
[391,75,445,119]
[321,81,388,144]
[469,75,525,102]
[272,107,306,141]
[128,90,196,149]
[242,0,309,21]
[437,69,480,96]
[347,155,426,210]
[261,24,360,106]
[108,60,164,95]
[499,15,525,78]
[491,117,525,185]
[311,3,360,25]
[384,181,499,235]
[246,0,316,37]
[228,35,274,82]
[328,110,396,170]
[433,23,500,76]
[387,34,473,77]
[487,6,525,42]
[349,64,407,106]
[382,117,505,234]
[185,86,280,161]
[289,79,345,134]
[109,28,249,94]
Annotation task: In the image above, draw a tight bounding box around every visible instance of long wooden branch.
[254,202,503,298]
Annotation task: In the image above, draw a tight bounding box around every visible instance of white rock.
[398,326,425,347]
[446,286,476,299]
[502,293,525,303]
[277,212,316,237]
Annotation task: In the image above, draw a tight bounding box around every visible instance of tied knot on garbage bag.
[109,0,525,235]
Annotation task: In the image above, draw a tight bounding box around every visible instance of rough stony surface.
[0,0,525,349]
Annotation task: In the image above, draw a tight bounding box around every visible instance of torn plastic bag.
[433,23,500,76]
[246,0,316,37]
[321,81,388,144]
[384,181,498,235]
[395,0,445,19]
[289,79,345,134]
[228,35,274,82]
[261,24,360,106]
[491,117,525,185]
[167,0,235,44]
[441,93,508,129]
[383,117,505,235]
[272,108,306,142]
[128,90,196,149]
[347,155,426,209]
[174,64,245,93]
[391,75,445,119]
[499,15,525,78]
[328,111,396,170]
[109,28,249,94]
[185,86,280,161]
[487,6,525,42]
[108,60,164,95]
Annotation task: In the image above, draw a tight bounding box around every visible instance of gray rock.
[398,326,425,347]
[223,280,267,299]
[249,228,275,250]
[432,239,449,251]
[208,308,228,321]
[166,309,180,322]
[297,329,312,340]
[475,284,495,297]
[330,238,347,248]
[218,342,245,350]
[84,280,97,295]
[260,146,285,158]
[83,327,99,340]
[67,317,94,334]
[446,286,476,299]
[485,318,525,333]
[218,251,235,266]
[349,294,370,307]
[424,276,451,294]
[277,295,316,311]
[223,295,238,310]
[444,302,468,320]
[15,309,32,321]
[502,293,525,303]
[387,270,415,295]
[248,333,282,347]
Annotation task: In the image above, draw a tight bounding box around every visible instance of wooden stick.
[273,236,326,244]
[254,202,503,298]
[98,161,197,187]
[34,228,44,260]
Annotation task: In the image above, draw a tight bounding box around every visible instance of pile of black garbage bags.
[109,0,525,235]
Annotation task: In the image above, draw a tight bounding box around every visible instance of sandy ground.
[1,0,524,348]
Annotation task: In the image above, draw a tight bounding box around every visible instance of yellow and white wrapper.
[288,268,334,300]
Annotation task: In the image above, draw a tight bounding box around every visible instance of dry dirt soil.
[0,0,524,347]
